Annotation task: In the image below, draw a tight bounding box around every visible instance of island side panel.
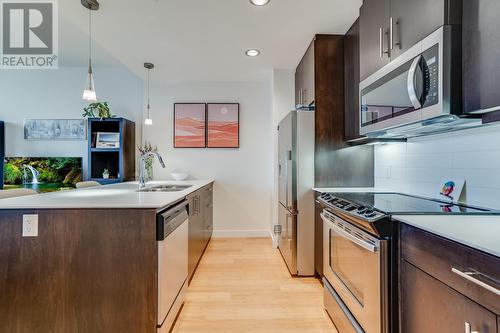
[0,209,158,333]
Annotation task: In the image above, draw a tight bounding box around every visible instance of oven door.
[322,211,388,333]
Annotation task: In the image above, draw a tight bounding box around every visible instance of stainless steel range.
[318,192,490,333]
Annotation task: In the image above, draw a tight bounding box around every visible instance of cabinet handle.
[379,27,383,58]
[389,17,393,50]
[303,89,307,105]
[465,322,480,333]
[452,268,500,296]
[394,18,401,49]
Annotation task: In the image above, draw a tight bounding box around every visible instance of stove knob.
[365,211,377,218]
[357,206,367,214]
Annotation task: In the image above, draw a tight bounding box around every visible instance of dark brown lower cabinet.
[400,223,500,333]
[187,182,214,281]
[401,260,497,333]
[0,209,157,333]
[314,195,323,277]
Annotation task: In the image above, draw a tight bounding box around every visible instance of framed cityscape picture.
[24,119,86,140]
[174,103,207,148]
[207,103,239,148]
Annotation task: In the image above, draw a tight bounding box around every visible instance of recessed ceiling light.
[245,49,261,57]
[250,0,270,6]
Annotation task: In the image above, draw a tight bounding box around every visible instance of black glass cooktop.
[330,192,490,214]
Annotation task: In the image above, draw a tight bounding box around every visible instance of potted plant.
[82,102,115,119]
[102,169,110,179]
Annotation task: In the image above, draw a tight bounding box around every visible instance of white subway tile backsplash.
[464,186,500,209]
[406,153,453,169]
[405,167,449,183]
[451,150,500,169]
[450,168,500,189]
[374,126,500,209]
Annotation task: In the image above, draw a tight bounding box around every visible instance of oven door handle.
[321,213,378,253]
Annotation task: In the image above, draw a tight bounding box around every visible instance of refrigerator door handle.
[284,157,289,209]
[286,149,293,211]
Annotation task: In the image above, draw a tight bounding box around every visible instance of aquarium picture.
[3,157,83,193]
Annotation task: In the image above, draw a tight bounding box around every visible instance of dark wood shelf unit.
[87,118,135,184]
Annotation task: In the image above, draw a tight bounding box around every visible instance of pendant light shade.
[144,62,154,126]
[82,0,99,102]
[83,61,96,101]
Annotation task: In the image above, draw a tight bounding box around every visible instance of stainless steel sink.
[138,185,193,192]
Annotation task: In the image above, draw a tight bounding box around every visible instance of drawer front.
[401,260,497,333]
[323,278,363,333]
[401,223,500,314]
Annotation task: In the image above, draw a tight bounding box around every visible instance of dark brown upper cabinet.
[295,41,315,107]
[359,0,462,81]
[463,0,500,114]
[359,0,390,82]
[344,19,362,141]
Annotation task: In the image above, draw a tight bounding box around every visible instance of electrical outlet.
[22,215,38,237]
[385,166,392,179]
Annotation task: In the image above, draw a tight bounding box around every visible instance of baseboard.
[270,229,279,248]
[212,229,271,238]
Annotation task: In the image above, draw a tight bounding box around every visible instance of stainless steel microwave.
[359,26,479,138]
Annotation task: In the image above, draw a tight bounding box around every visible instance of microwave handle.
[321,213,378,253]
[407,55,423,109]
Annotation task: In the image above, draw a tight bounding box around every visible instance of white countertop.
[313,187,392,193]
[0,180,214,211]
[394,215,500,258]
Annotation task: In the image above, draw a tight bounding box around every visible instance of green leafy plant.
[82,102,115,119]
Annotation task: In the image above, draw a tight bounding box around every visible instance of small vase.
[145,156,154,182]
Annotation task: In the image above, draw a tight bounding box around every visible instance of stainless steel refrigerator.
[277,110,315,276]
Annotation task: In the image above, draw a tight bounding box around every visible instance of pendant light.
[144,62,154,126]
[81,0,99,102]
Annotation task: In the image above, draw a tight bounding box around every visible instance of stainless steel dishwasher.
[157,200,189,332]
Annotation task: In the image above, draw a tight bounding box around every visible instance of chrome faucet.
[139,152,166,189]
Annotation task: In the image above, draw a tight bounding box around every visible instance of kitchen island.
[0,180,213,333]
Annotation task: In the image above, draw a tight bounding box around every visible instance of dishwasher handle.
[157,200,188,241]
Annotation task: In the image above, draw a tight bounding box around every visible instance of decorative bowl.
[171,172,189,181]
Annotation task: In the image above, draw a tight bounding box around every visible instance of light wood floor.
[172,238,337,333]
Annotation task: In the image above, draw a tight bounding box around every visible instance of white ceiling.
[59,0,362,82]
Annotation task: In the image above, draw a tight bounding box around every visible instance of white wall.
[142,81,273,237]
[271,69,295,235]
[374,124,500,209]
[0,67,143,178]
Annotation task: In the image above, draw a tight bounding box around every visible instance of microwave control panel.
[422,44,439,108]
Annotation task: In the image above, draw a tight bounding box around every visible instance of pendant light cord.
[147,68,151,117]
[88,9,92,74]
